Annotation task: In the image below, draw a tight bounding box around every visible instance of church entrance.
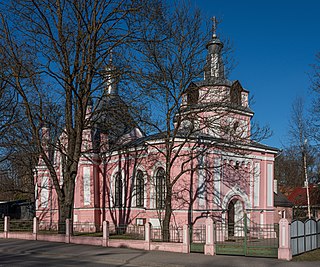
[216,198,279,258]
[227,198,244,237]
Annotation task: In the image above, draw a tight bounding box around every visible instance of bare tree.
[311,52,320,144]
[0,69,19,164]
[277,97,316,187]
[0,0,142,230]
[125,1,271,240]
[0,57,29,201]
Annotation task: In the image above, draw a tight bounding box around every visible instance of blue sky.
[191,0,320,148]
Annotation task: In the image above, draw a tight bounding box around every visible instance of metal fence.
[0,219,3,231]
[9,219,33,232]
[291,219,320,256]
[190,225,206,253]
[72,222,102,236]
[190,225,206,243]
[109,224,145,240]
[151,226,183,243]
[215,217,279,258]
[38,221,68,234]
[39,221,57,233]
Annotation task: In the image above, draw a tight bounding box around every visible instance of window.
[136,218,146,226]
[155,168,166,209]
[230,82,242,105]
[233,121,239,132]
[136,171,144,207]
[114,173,122,207]
[187,86,199,106]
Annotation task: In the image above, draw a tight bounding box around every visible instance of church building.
[35,24,278,232]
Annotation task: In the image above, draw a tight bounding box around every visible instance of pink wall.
[36,144,276,228]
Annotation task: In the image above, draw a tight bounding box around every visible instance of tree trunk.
[58,200,71,234]
[57,173,76,234]
[162,186,172,242]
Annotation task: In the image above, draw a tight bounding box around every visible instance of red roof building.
[286,185,320,219]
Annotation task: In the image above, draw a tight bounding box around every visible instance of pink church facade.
[35,28,278,231]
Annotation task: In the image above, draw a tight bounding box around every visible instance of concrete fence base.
[1,216,293,259]
[1,217,191,254]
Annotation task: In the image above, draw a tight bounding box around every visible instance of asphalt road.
[0,239,318,267]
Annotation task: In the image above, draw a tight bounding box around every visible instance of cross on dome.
[211,16,217,38]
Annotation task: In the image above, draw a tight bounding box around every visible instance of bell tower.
[178,17,254,141]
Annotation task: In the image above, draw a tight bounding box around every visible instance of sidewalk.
[0,238,318,267]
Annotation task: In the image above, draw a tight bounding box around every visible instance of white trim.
[267,163,273,207]
[198,154,206,207]
[40,176,49,208]
[83,167,91,206]
[208,150,275,162]
[249,164,253,208]
[104,153,148,164]
[213,158,221,207]
[260,211,264,224]
[35,183,39,208]
[73,207,102,211]
[203,143,277,156]
[221,187,250,210]
[254,162,260,207]
[35,166,49,171]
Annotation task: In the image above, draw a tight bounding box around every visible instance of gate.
[291,219,320,256]
[215,214,279,258]
[190,225,206,253]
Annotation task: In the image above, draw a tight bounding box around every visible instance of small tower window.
[235,161,240,170]
[187,87,199,106]
[230,82,242,105]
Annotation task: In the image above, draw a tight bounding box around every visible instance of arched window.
[136,171,144,207]
[114,173,122,207]
[155,168,166,209]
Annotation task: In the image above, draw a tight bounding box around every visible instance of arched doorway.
[227,198,244,237]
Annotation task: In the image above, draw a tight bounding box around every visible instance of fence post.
[33,217,39,240]
[4,216,9,239]
[182,224,190,253]
[278,218,292,260]
[145,222,151,251]
[102,221,109,247]
[204,217,215,255]
[65,219,71,244]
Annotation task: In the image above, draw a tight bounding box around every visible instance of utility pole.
[303,139,311,219]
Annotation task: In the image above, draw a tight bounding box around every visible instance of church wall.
[34,137,276,229]
[86,143,275,228]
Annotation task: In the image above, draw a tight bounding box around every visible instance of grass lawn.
[292,249,320,261]
[73,232,103,237]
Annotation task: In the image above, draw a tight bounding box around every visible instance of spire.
[204,17,225,83]
[105,52,119,95]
